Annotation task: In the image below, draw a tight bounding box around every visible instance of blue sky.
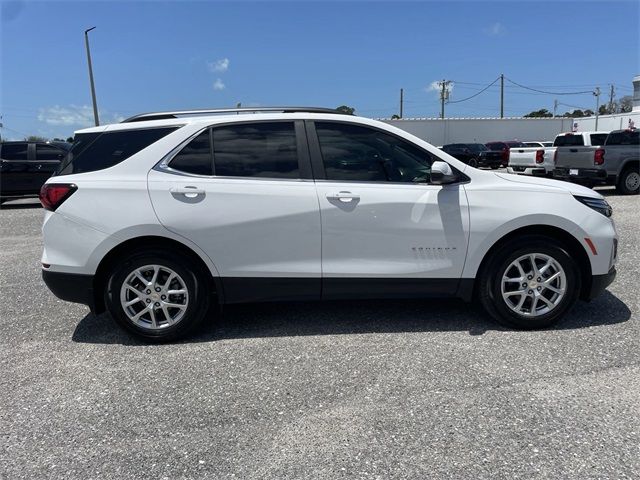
[1,0,638,139]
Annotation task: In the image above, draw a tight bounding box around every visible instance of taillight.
[535,149,544,164]
[502,149,509,162]
[39,183,77,211]
[553,149,558,164]
[594,148,605,166]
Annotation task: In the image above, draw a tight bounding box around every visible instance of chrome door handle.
[170,186,205,196]
[327,191,360,202]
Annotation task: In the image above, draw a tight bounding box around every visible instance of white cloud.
[425,81,454,94]
[208,58,229,73]
[37,105,124,127]
[213,78,226,91]
[484,22,506,36]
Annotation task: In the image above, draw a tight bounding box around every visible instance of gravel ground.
[1,189,638,480]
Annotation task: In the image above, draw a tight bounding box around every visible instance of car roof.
[75,111,377,135]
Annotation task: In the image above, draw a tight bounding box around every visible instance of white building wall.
[384,113,639,146]
[383,117,573,146]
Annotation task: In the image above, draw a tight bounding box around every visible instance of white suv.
[40,107,618,341]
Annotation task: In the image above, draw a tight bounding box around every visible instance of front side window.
[212,122,299,178]
[57,127,178,175]
[315,122,433,183]
[36,144,66,161]
[1,143,28,160]
[169,130,213,175]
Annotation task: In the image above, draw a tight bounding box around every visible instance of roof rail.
[121,107,349,123]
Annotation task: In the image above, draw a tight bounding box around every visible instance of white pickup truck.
[507,144,556,176]
[507,132,608,177]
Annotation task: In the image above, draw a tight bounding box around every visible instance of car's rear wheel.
[616,167,640,195]
[468,158,479,168]
[104,249,211,342]
[479,235,581,329]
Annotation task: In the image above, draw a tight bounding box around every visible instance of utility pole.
[608,84,615,114]
[594,87,601,130]
[500,73,504,118]
[553,99,558,118]
[84,27,99,126]
[399,88,404,119]
[438,79,451,119]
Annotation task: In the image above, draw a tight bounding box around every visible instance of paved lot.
[1,190,639,480]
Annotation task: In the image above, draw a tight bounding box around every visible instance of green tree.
[25,135,48,142]
[524,108,553,118]
[390,114,401,120]
[336,105,356,115]
[619,95,633,113]
[66,137,74,143]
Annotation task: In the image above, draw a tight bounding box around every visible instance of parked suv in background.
[485,140,528,167]
[1,140,70,203]
[554,129,639,194]
[40,107,617,341]
[441,143,502,168]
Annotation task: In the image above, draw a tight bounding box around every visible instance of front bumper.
[42,269,95,311]
[585,266,617,301]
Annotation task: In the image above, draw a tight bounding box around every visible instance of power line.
[505,77,594,95]
[448,77,501,104]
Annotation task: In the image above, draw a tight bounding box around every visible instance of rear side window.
[590,134,608,146]
[36,144,66,160]
[553,135,584,147]
[169,130,213,175]
[605,131,638,146]
[57,127,178,175]
[212,122,299,178]
[1,143,28,160]
[486,142,504,151]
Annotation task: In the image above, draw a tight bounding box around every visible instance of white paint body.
[42,113,617,290]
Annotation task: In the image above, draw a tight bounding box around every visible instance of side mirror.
[430,161,458,185]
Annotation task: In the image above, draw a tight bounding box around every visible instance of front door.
[307,121,469,299]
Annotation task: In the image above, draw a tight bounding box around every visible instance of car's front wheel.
[479,236,581,329]
[104,249,211,342]
[468,158,479,168]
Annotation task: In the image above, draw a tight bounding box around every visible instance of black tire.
[490,165,500,169]
[104,249,211,342]
[478,235,581,330]
[616,166,640,195]
[468,158,479,168]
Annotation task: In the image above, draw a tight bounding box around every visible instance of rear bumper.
[507,166,547,176]
[42,269,95,311]
[585,266,616,301]
[554,168,608,184]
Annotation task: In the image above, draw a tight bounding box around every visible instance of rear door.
[307,120,469,299]
[148,120,322,303]
[0,142,31,195]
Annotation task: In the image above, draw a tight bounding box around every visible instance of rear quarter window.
[57,127,178,175]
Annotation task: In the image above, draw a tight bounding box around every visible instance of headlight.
[574,195,612,217]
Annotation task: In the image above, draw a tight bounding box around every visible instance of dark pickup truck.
[554,129,639,195]
[0,141,70,203]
